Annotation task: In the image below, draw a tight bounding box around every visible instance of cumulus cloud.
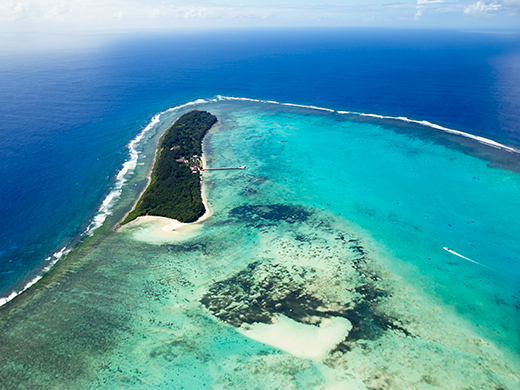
[464,1,501,15]
[0,0,29,21]
[181,7,208,19]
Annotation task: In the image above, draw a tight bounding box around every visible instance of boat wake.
[443,247,512,279]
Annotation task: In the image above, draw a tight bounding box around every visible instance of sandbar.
[238,315,352,361]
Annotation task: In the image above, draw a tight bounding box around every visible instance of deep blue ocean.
[1,28,520,302]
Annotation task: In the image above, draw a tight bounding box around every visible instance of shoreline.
[121,110,216,225]
[0,113,213,308]
[198,153,213,223]
[121,152,213,236]
[119,109,218,230]
[116,125,163,231]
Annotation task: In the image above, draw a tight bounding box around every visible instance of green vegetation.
[123,110,217,224]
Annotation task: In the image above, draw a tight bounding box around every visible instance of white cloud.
[0,1,390,27]
[182,7,208,19]
[0,0,519,32]
[0,1,29,21]
[417,0,444,4]
[464,1,501,15]
[114,10,124,20]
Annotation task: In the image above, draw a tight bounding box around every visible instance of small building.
[190,166,199,173]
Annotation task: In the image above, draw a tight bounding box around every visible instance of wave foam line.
[82,113,161,235]
[338,111,520,154]
[165,98,213,113]
[83,98,215,237]
[0,247,71,307]
[218,96,518,153]
[216,96,334,112]
[0,98,215,307]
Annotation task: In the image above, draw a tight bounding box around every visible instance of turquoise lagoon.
[1,99,520,389]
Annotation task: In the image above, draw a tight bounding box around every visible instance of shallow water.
[1,100,519,389]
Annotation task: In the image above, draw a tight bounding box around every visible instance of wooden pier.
[202,165,246,171]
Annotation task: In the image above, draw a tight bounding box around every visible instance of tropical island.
[122,110,217,224]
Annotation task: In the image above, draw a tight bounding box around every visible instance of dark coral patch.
[201,261,336,327]
[166,242,210,255]
[229,204,311,226]
[202,258,411,346]
[241,187,258,197]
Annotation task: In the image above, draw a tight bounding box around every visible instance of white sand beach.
[123,154,212,243]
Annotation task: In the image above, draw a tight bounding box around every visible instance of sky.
[1,0,520,32]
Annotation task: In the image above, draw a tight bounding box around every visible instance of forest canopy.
[122,110,217,224]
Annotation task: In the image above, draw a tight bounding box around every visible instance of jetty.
[203,165,246,171]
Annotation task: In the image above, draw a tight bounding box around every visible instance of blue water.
[1,28,520,301]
